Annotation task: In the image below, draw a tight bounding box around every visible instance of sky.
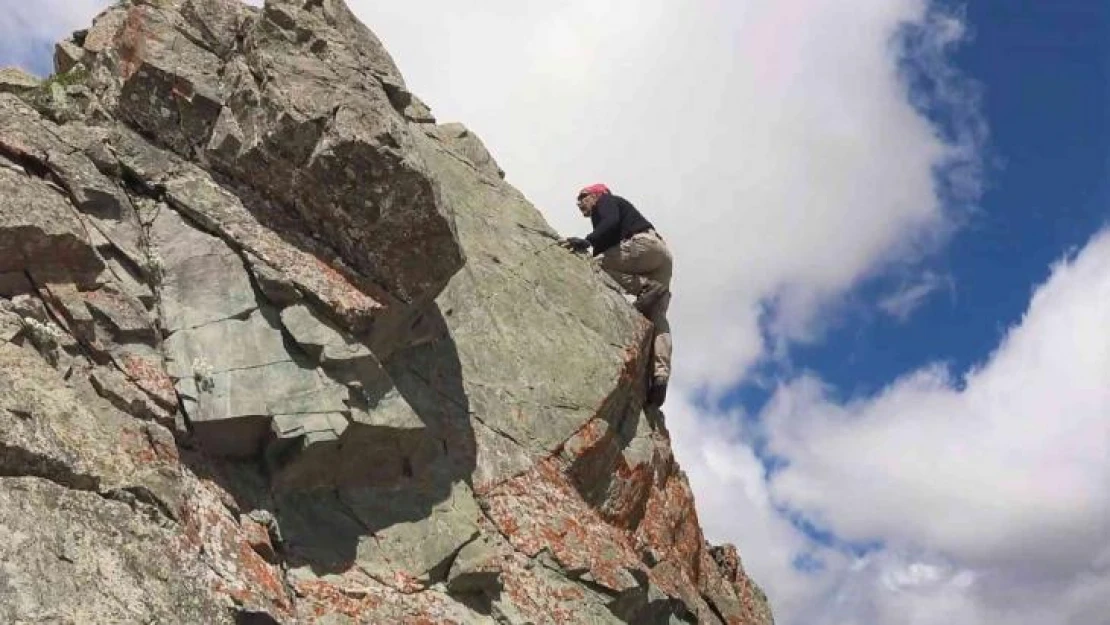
[2,1,1108,624]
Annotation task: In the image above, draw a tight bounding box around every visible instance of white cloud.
[666,394,850,622]
[878,271,953,321]
[767,234,1110,570]
[756,230,1110,623]
[345,0,984,392]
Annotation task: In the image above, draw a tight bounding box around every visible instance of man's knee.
[635,280,668,314]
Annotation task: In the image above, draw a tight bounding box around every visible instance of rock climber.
[561,184,673,407]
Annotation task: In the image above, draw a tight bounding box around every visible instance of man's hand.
[560,237,590,253]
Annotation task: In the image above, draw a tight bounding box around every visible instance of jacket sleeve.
[585,196,620,248]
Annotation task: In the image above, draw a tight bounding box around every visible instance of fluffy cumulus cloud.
[752,231,1110,624]
[4,1,1104,624]
[678,231,1110,624]
[348,0,982,392]
[672,234,1110,623]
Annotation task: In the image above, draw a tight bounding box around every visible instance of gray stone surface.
[280,302,371,367]
[0,339,195,526]
[89,366,175,426]
[0,95,144,265]
[82,282,156,343]
[150,203,258,334]
[267,391,429,491]
[246,251,302,306]
[109,125,400,339]
[54,40,86,75]
[0,2,775,623]
[0,163,103,292]
[277,479,482,592]
[411,127,646,489]
[82,0,464,309]
[0,477,231,624]
[101,253,156,306]
[167,311,351,456]
[0,307,22,342]
[0,67,39,95]
[345,479,480,584]
[447,533,505,594]
[430,122,505,179]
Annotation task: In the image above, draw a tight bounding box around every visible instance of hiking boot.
[646,377,668,407]
[634,282,667,315]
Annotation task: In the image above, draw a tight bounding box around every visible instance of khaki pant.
[600,230,672,383]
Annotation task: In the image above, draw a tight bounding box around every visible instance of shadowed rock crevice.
[177,322,478,590]
[0,442,101,494]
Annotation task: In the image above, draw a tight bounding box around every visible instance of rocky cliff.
[0,1,773,623]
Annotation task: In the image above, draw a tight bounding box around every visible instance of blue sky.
[730,1,1110,605]
[6,41,53,77]
[713,5,1109,585]
[3,1,1109,623]
[738,1,1109,405]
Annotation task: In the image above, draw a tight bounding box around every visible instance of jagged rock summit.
[0,1,773,623]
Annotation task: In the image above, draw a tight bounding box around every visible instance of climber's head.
[576,183,610,216]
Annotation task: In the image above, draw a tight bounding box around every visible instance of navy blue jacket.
[585,194,654,255]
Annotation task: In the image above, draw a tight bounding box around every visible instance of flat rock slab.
[0,477,231,624]
[281,302,373,368]
[0,67,39,94]
[0,166,103,291]
[151,205,258,334]
[412,128,648,488]
[167,311,351,456]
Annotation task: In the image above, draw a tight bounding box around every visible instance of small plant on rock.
[143,250,166,286]
[20,316,64,354]
[191,356,215,392]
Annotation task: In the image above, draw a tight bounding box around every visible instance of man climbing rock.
[562,184,673,407]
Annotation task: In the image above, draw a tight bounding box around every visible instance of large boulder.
[0,1,774,623]
[81,0,462,309]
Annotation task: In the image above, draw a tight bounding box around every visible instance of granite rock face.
[0,67,39,95]
[0,1,774,623]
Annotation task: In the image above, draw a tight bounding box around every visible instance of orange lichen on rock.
[483,459,643,594]
[118,352,177,407]
[177,482,292,618]
[114,6,148,80]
